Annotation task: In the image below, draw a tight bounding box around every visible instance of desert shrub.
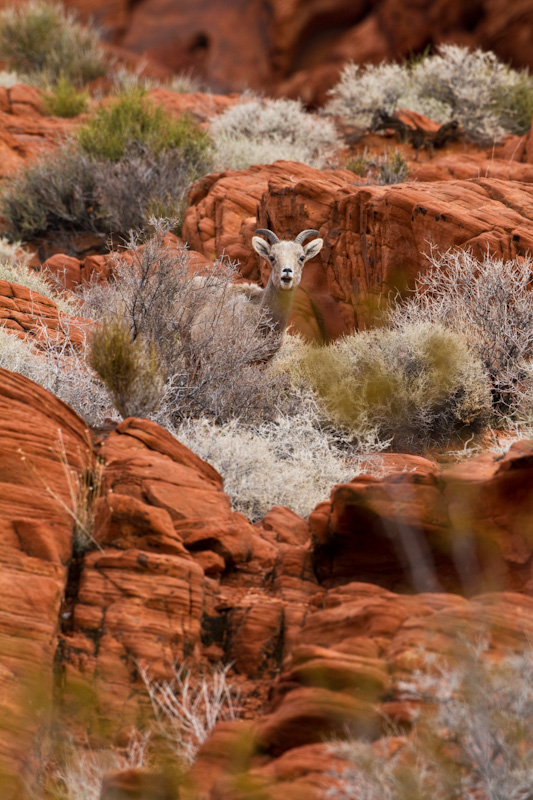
[346,148,410,184]
[42,74,88,117]
[1,94,212,241]
[390,248,533,422]
[0,69,26,87]
[325,45,533,143]
[0,325,49,382]
[89,313,165,419]
[329,642,533,800]
[410,45,533,142]
[210,95,340,169]
[0,0,106,87]
[78,88,211,163]
[325,61,409,131]
[0,319,115,427]
[0,145,101,241]
[90,146,196,235]
[286,321,492,451]
[175,410,372,520]
[84,221,285,424]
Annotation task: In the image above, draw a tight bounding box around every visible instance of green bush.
[89,313,165,419]
[287,321,491,450]
[0,0,106,87]
[42,74,88,117]
[78,89,212,163]
[0,93,213,242]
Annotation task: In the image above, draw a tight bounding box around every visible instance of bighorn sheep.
[189,228,323,356]
[246,228,324,333]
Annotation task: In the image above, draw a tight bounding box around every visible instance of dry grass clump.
[329,640,533,800]
[285,321,492,451]
[210,95,340,169]
[0,0,106,88]
[138,662,239,767]
[391,248,533,423]
[325,45,533,143]
[346,148,410,184]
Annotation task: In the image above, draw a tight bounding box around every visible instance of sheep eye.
[299,255,305,262]
[269,255,275,263]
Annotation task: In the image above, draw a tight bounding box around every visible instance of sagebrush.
[390,248,533,422]
[284,320,492,451]
[210,95,340,169]
[325,45,533,143]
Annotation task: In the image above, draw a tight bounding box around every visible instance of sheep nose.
[281,267,293,278]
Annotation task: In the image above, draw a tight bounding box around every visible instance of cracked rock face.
[4,367,533,798]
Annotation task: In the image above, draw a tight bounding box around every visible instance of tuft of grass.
[346,148,410,184]
[0,0,106,88]
[77,88,212,163]
[285,321,492,451]
[42,74,88,117]
[89,313,165,419]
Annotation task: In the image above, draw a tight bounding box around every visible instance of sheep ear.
[252,236,271,259]
[303,238,323,261]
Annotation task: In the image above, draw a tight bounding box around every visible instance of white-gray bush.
[325,45,533,143]
[390,248,533,422]
[210,95,340,169]
[175,410,374,520]
[329,641,533,800]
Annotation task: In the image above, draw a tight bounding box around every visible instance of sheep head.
[252,228,323,291]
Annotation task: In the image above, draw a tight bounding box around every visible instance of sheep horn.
[255,229,280,243]
[294,229,320,244]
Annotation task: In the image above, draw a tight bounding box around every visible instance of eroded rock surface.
[184,161,533,336]
[2,370,533,798]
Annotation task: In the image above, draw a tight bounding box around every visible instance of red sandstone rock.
[184,161,533,336]
[0,279,90,347]
[0,368,91,796]
[309,441,533,594]
[100,768,179,800]
[51,0,533,106]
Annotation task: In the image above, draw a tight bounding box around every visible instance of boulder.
[0,368,91,796]
[0,279,89,347]
[309,441,533,594]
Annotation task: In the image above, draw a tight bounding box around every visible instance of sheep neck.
[261,278,296,332]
